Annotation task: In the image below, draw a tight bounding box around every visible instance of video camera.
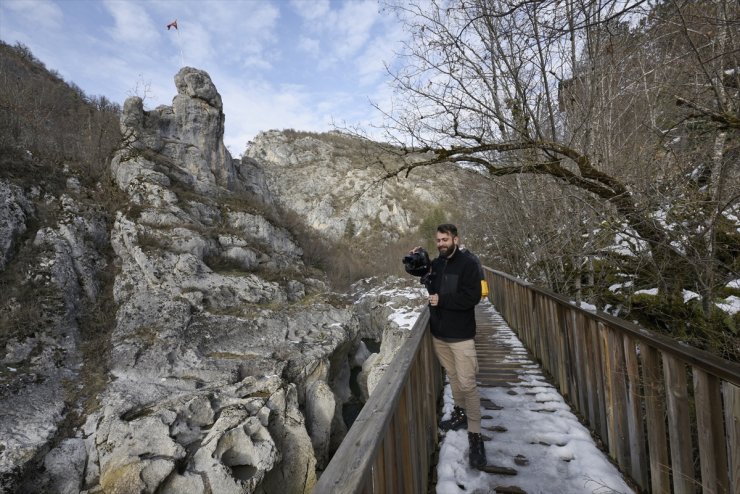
[402,248,435,294]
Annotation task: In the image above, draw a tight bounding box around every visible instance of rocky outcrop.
[112,67,267,199]
[1,67,431,494]
[0,180,34,270]
[351,277,427,399]
[244,130,456,242]
[0,178,110,492]
[73,68,364,494]
[0,68,372,494]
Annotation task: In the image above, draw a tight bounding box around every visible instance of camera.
[403,248,430,273]
[402,248,435,294]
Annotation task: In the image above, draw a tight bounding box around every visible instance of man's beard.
[438,244,456,257]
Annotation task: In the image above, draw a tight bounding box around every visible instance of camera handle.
[421,270,435,295]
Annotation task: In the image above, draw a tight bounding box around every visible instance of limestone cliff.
[0,68,370,494]
[244,129,459,243]
[0,65,439,494]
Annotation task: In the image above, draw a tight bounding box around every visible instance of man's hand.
[428,294,439,306]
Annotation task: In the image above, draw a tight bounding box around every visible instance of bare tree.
[378,0,739,318]
[0,41,121,181]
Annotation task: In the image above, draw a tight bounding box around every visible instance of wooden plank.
[603,324,629,468]
[693,368,729,494]
[554,303,568,393]
[372,445,384,494]
[602,324,618,460]
[408,366,419,494]
[571,310,589,423]
[593,321,608,442]
[623,334,648,490]
[662,353,694,494]
[546,300,557,383]
[723,382,740,494]
[411,362,425,494]
[527,288,536,344]
[641,345,670,494]
[583,314,599,432]
[397,389,412,493]
[562,307,577,407]
[532,295,544,365]
[384,419,394,493]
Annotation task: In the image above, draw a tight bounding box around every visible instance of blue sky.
[0,0,407,155]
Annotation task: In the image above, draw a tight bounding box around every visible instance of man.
[426,224,486,469]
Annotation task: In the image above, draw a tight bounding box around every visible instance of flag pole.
[167,19,184,68]
[177,28,184,67]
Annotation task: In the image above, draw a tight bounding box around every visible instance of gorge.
[0,66,458,493]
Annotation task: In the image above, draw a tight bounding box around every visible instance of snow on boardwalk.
[435,300,635,494]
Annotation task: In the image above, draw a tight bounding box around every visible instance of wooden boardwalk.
[434,301,635,494]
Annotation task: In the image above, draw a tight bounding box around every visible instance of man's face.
[436,231,457,257]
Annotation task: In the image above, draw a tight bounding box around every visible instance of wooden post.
[623,334,648,490]
[693,368,730,494]
[641,345,670,494]
[662,354,694,494]
[723,382,739,494]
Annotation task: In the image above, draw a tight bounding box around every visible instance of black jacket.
[429,247,482,340]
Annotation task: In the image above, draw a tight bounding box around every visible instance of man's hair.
[436,223,458,237]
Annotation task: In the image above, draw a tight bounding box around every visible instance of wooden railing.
[313,309,443,494]
[486,268,740,494]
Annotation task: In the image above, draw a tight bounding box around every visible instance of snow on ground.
[434,302,634,494]
[716,295,740,315]
[353,277,428,330]
[633,287,740,314]
[372,283,635,494]
[635,288,700,303]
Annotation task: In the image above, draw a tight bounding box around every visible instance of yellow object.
[481,280,489,298]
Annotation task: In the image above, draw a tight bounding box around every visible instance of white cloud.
[332,1,379,59]
[289,0,380,65]
[159,1,280,70]
[297,35,319,56]
[354,20,405,86]
[2,0,63,30]
[290,0,330,21]
[0,0,408,153]
[103,0,161,49]
[176,21,215,67]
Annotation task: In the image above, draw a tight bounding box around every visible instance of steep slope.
[78,68,365,494]
[0,41,122,493]
[244,129,465,245]
[0,65,379,494]
[0,49,474,493]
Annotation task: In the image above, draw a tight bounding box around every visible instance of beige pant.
[432,337,482,433]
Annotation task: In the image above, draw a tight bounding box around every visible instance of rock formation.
[1,67,435,494]
[1,171,111,492]
[351,277,428,399]
[1,68,367,494]
[244,129,457,243]
[77,67,368,494]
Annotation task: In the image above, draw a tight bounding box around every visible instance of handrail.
[489,269,740,384]
[313,309,442,493]
[486,267,740,494]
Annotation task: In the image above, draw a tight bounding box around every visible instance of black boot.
[439,405,467,431]
[468,432,487,468]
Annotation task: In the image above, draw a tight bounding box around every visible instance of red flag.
[166,20,178,30]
